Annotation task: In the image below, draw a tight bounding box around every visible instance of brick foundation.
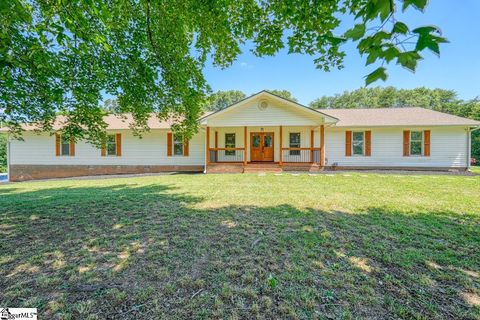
[324,166,467,172]
[9,165,204,181]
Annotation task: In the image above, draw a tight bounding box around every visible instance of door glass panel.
[264,134,272,147]
[252,135,261,147]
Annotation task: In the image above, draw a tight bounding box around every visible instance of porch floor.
[206,162,322,174]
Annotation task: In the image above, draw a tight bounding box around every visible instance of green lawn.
[1,172,479,319]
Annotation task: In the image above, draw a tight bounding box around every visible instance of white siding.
[10,125,469,169]
[206,97,324,127]
[10,130,205,166]
[325,126,469,168]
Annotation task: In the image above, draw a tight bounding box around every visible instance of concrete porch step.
[206,163,244,174]
[243,163,282,173]
[243,167,283,173]
[206,162,324,174]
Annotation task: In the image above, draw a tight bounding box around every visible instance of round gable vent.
[258,100,268,110]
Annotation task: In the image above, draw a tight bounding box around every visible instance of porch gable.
[200,91,338,127]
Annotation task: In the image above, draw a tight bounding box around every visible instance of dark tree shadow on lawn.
[0,184,479,319]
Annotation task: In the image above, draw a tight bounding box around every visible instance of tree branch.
[145,0,158,52]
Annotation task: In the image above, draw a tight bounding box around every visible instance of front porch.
[205,125,325,173]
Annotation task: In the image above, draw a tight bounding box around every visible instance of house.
[3,91,480,181]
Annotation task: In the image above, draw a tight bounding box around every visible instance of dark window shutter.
[167,132,173,156]
[55,134,61,156]
[345,131,352,157]
[424,130,430,156]
[69,137,75,156]
[365,131,371,156]
[116,133,122,156]
[403,130,410,156]
[183,138,189,156]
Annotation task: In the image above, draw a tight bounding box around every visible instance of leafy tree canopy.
[204,90,246,112]
[309,87,460,110]
[267,90,298,102]
[102,99,120,113]
[0,134,6,172]
[1,0,447,144]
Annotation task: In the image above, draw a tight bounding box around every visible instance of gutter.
[202,126,207,174]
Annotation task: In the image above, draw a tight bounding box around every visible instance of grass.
[1,172,479,319]
[471,166,480,174]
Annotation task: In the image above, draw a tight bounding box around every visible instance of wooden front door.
[250,132,274,162]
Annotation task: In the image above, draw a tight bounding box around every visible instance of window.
[173,134,184,156]
[106,134,117,156]
[225,133,236,156]
[410,131,423,156]
[61,136,70,156]
[289,133,300,156]
[352,131,364,155]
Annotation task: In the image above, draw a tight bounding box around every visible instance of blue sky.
[203,0,480,105]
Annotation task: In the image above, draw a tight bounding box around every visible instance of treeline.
[309,87,480,117]
[0,134,6,172]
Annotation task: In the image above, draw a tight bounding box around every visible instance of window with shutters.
[225,133,236,156]
[60,136,70,156]
[106,134,117,156]
[289,132,300,156]
[352,131,364,155]
[410,131,423,156]
[173,134,184,156]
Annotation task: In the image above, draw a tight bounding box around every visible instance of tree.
[204,90,246,111]
[103,99,120,113]
[0,134,6,172]
[309,87,460,110]
[1,0,447,144]
[267,90,298,102]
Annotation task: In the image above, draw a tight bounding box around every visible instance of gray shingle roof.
[2,107,478,132]
[318,107,480,127]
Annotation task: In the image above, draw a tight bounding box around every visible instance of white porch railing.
[208,148,245,163]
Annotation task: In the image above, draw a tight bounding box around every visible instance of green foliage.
[309,87,480,161]
[0,0,445,143]
[0,134,6,172]
[204,90,246,111]
[365,67,387,85]
[266,90,298,102]
[102,99,119,113]
[309,87,460,110]
[267,274,279,289]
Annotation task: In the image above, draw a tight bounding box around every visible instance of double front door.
[250,132,274,162]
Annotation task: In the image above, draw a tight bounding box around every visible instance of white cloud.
[239,61,254,69]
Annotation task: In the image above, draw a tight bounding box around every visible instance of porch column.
[279,125,283,165]
[206,126,210,164]
[320,124,325,166]
[310,129,314,163]
[243,126,247,165]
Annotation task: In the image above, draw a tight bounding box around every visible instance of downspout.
[203,126,207,174]
[469,126,480,169]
